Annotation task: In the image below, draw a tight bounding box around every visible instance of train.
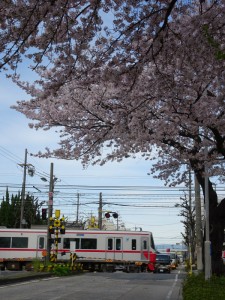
[0,228,156,272]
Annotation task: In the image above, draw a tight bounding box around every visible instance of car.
[159,251,179,269]
[169,252,179,269]
[153,254,171,273]
[177,254,184,264]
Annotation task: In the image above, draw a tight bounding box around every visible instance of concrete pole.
[98,192,103,230]
[20,149,28,228]
[47,162,54,262]
[76,192,80,224]
[204,147,211,280]
[188,169,192,274]
[195,175,203,271]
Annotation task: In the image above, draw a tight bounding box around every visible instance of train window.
[132,239,136,250]
[150,235,156,250]
[108,238,113,250]
[0,237,11,248]
[12,237,28,248]
[81,238,97,249]
[116,239,121,250]
[143,240,147,250]
[39,237,45,249]
[63,238,80,249]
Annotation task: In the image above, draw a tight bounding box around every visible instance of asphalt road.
[0,266,186,300]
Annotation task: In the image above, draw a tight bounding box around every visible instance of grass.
[31,258,83,276]
[50,264,72,276]
[183,273,225,300]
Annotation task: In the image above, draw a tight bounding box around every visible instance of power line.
[0,146,24,164]
[0,146,52,181]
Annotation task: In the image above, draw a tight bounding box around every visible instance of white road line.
[166,271,180,299]
[0,276,59,288]
[0,281,37,288]
[42,277,59,281]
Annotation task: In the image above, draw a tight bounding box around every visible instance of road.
[0,267,186,300]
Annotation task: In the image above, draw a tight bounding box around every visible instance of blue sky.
[0,71,187,246]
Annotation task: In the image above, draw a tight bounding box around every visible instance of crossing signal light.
[105,212,118,219]
[112,213,118,219]
[42,208,47,220]
[60,226,65,234]
[105,212,110,218]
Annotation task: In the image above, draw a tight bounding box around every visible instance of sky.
[0,69,190,248]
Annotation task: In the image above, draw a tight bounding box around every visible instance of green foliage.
[51,264,72,276]
[30,259,81,275]
[31,260,83,276]
[185,259,191,272]
[32,258,46,272]
[183,273,225,300]
[0,188,46,228]
[0,188,20,227]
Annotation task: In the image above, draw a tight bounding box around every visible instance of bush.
[31,260,83,275]
[51,264,72,276]
[183,273,225,300]
[32,258,43,272]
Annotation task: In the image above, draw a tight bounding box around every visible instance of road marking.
[42,277,59,281]
[0,281,36,288]
[0,277,59,288]
[166,271,180,299]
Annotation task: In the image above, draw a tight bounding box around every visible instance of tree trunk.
[210,199,225,275]
[195,173,225,276]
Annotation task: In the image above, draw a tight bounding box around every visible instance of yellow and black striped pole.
[54,211,61,262]
[48,210,66,263]
[70,252,77,266]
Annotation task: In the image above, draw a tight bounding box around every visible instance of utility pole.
[47,162,54,262]
[98,192,103,230]
[204,146,211,280]
[188,168,193,274]
[76,193,80,224]
[19,149,28,228]
[195,175,203,271]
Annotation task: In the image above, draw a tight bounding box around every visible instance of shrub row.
[183,273,225,300]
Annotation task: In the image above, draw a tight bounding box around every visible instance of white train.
[0,228,156,272]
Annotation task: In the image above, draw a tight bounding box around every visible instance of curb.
[0,272,53,286]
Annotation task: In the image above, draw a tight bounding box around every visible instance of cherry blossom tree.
[1,0,225,274]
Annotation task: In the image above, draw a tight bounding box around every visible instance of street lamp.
[40,177,48,182]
